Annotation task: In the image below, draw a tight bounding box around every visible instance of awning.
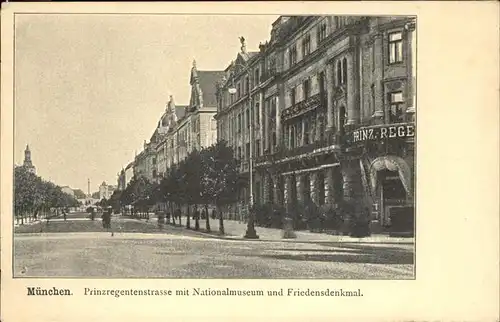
[369,156,412,197]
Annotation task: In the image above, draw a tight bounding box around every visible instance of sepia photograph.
[11,13,417,279]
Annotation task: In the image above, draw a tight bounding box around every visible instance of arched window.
[336,61,342,85]
[342,57,348,85]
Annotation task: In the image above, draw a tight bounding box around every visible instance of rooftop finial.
[192,59,197,69]
[239,36,247,54]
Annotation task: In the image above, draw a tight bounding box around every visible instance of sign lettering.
[350,124,415,144]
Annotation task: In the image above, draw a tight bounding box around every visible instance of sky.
[14,14,278,193]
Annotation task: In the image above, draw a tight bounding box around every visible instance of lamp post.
[227,69,259,239]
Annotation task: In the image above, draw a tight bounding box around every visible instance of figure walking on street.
[102,207,114,236]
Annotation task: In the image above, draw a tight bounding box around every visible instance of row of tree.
[102,141,239,234]
[14,166,80,224]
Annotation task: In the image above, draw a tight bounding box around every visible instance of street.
[14,212,414,279]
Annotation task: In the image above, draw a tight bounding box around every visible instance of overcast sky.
[14,14,278,193]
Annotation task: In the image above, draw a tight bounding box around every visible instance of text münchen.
[27,286,72,296]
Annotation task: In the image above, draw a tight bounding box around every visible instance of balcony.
[281,93,322,121]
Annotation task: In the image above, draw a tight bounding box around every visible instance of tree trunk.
[218,205,224,235]
[205,204,210,232]
[186,205,191,229]
[194,204,199,231]
[178,205,182,226]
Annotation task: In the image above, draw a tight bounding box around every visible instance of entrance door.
[379,170,407,226]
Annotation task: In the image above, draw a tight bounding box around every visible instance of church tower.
[23,144,36,174]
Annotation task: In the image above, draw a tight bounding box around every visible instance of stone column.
[342,161,365,218]
[325,64,334,131]
[301,119,305,146]
[259,92,264,155]
[405,21,416,122]
[284,174,293,212]
[324,167,335,205]
[310,171,319,205]
[372,33,384,124]
[288,125,292,149]
[262,173,269,204]
[346,43,360,128]
[272,174,280,205]
[296,173,304,204]
[276,88,283,148]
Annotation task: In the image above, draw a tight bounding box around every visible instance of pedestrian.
[157,211,165,230]
[63,209,67,221]
[103,207,113,236]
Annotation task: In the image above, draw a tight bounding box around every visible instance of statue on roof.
[239,36,247,54]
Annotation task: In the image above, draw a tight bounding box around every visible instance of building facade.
[216,16,416,234]
[99,181,115,200]
[128,62,223,196]
[117,161,134,191]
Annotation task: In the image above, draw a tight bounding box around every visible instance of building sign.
[349,123,415,144]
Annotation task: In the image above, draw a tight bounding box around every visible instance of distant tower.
[87,178,91,197]
[22,144,36,174]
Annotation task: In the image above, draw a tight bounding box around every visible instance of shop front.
[345,122,415,236]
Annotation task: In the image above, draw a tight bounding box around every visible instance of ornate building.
[99,181,115,200]
[131,61,223,187]
[22,144,36,174]
[216,16,416,235]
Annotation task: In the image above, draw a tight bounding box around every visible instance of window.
[246,143,250,160]
[303,119,309,145]
[245,76,250,93]
[342,57,348,85]
[290,87,296,106]
[389,32,403,64]
[237,147,242,160]
[238,113,242,133]
[255,68,260,85]
[317,22,327,44]
[255,139,260,157]
[246,108,250,129]
[288,45,297,67]
[255,102,260,126]
[372,43,376,71]
[302,34,311,57]
[389,92,404,123]
[371,84,376,114]
[272,132,277,148]
[270,98,277,122]
[337,61,342,85]
[303,79,311,100]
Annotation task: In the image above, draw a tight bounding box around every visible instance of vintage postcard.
[1,2,498,322]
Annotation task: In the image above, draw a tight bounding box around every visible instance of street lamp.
[227,64,259,239]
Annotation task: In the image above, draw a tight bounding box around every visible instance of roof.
[175,106,187,119]
[197,70,225,107]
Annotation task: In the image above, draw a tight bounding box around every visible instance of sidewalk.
[130,213,414,245]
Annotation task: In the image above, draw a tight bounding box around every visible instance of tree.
[73,189,86,199]
[199,141,239,234]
